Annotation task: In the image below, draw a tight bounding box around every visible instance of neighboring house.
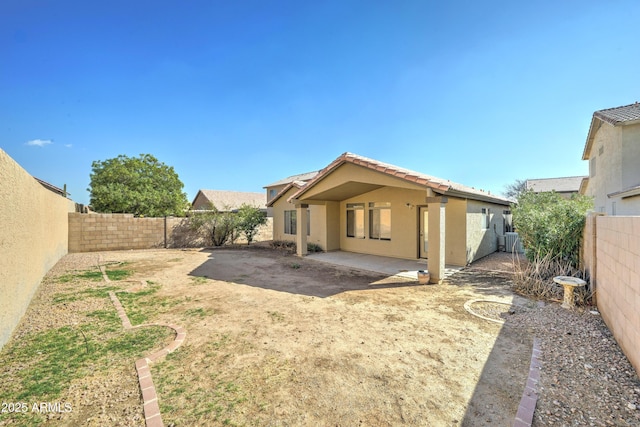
[525,176,586,199]
[580,102,640,215]
[191,189,266,212]
[34,177,67,197]
[264,170,319,217]
[267,152,512,282]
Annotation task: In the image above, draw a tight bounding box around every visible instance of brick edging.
[513,337,542,427]
[100,255,186,427]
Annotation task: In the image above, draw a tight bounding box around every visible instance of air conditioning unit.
[505,232,523,253]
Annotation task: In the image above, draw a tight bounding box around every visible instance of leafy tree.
[88,154,189,217]
[236,204,267,245]
[503,179,527,201]
[189,204,238,246]
[512,191,593,268]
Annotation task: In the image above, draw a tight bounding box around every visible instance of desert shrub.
[307,243,323,253]
[268,241,323,253]
[270,240,296,252]
[189,204,238,246]
[512,191,592,268]
[512,252,592,305]
[236,204,267,245]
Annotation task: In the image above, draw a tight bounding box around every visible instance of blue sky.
[1,0,639,205]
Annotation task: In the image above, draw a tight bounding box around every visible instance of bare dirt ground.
[3,247,637,426]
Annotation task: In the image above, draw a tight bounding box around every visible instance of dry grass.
[511,253,592,306]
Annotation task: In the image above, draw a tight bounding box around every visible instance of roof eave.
[438,188,512,206]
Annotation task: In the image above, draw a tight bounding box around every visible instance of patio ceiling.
[297,181,384,202]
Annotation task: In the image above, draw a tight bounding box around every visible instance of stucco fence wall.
[69,213,273,252]
[0,149,76,349]
[583,213,640,375]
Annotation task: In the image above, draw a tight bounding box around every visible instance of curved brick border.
[513,337,542,427]
[99,260,186,427]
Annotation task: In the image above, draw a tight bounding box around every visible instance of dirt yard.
[0,247,535,426]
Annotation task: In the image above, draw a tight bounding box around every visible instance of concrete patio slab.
[306,251,462,280]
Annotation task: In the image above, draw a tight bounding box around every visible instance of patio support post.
[426,197,447,284]
[296,204,308,257]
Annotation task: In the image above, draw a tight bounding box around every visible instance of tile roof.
[192,190,266,210]
[593,102,640,125]
[289,152,511,206]
[525,176,587,193]
[263,171,319,188]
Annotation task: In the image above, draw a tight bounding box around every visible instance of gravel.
[508,303,640,427]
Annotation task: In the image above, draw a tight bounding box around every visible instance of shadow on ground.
[190,248,535,425]
[189,248,418,298]
[450,269,534,426]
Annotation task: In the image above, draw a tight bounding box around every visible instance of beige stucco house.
[267,153,511,283]
[580,102,640,215]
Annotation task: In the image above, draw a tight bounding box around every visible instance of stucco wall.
[0,149,75,349]
[339,187,427,260]
[466,200,506,263]
[590,216,640,375]
[270,187,325,248]
[586,122,622,214]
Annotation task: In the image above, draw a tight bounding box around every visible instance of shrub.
[512,191,592,268]
[236,204,267,245]
[189,204,238,246]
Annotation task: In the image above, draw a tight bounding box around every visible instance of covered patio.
[306,250,462,281]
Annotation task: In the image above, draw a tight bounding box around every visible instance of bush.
[512,191,592,268]
[268,241,323,253]
[512,252,592,305]
[189,205,238,246]
[236,204,267,245]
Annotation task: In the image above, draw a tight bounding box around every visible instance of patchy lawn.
[0,248,533,426]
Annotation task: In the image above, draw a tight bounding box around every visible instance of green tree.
[189,204,238,246]
[88,154,189,217]
[236,204,267,245]
[512,191,593,268]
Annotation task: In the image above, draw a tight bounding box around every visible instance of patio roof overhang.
[291,181,385,204]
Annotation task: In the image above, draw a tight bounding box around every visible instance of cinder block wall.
[69,213,169,252]
[69,214,273,252]
[0,149,75,349]
[593,216,640,375]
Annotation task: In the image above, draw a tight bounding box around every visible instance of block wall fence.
[68,213,273,252]
[583,213,640,376]
[0,149,76,350]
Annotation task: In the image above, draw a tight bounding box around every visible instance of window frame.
[368,202,391,241]
[346,203,365,238]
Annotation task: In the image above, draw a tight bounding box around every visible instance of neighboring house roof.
[192,190,266,210]
[280,152,511,206]
[34,177,67,197]
[525,176,586,193]
[263,171,320,188]
[583,102,640,160]
[266,181,307,207]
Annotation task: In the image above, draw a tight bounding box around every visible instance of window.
[284,209,310,235]
[482,208,490,229]
[268,188,278,200]
[612,202,616,216]
[369,202,391,240]
[590,157,596,177]
[346,203,365,238]
[284,210,296,235]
